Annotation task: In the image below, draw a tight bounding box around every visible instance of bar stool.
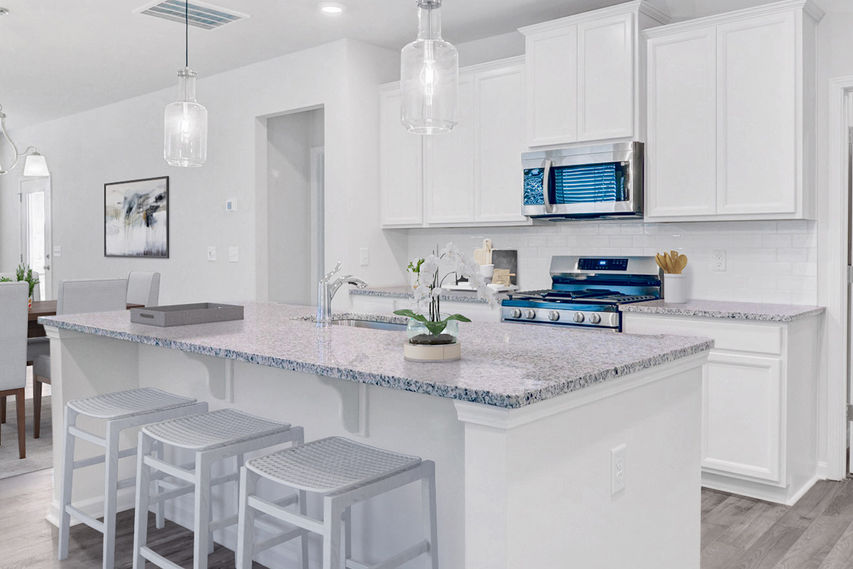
[236,436,438,569]
[58,387,207,569]
[133,408,302,569]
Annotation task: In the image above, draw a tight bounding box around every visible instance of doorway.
[265,108,325,306]
[19,176,51,299]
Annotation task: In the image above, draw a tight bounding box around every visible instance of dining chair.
[126,271,160,307]
[0,281,29,459]
[0,280,43,425]
[33,278,128,438]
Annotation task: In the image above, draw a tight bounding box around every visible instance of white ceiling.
[1,0,833,130]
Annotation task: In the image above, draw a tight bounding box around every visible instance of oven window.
[553,162,629,204]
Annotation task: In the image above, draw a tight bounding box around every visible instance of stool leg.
[422,462,439,569]
[1,395,6,423]
[236,466,256,569]
[343,507,352,563]
[102,424,120,569]
[322,498,342,569]
[298,490,309,569]
[194,452,212,569]
[133,432,153,569]
[58,407,78,560]
[155,441,165,529]
[15,388,26,459]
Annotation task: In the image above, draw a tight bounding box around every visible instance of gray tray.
[130,303,244,327]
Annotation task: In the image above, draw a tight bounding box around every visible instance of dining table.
[28,301,144,338]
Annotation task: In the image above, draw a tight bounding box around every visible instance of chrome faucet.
[317,261,368,325]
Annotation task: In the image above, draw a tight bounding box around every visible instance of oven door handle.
[543,159,554,213]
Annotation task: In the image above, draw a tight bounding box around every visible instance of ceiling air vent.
[135,0,249,30]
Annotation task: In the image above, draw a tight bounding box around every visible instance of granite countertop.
[350,285,500,304]
[621,299,825,323]
[40,303,712,409]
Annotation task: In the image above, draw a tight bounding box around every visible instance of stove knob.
[511,308,522,319]
[548,310,560,322]
[589,313,601,324]
[524,309,537,320]
[573,312,585,323]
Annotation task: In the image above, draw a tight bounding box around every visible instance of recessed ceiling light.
[319,2,345,15]
[0,8,9,16]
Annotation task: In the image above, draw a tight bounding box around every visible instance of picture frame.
[104,176,170,258]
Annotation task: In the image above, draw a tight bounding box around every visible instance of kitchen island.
[41,303,712,569]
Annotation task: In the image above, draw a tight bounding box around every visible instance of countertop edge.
[39,316,712,409]
[621,303,825,323]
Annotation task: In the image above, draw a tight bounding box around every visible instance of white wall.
[0,39,403,306]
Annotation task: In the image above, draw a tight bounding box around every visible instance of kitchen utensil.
[491,249,518,285]
[473,239,493,266]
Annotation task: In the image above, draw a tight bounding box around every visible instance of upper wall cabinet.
[520,1,669,148]
[645,0,823,222]
[380,57,530,228]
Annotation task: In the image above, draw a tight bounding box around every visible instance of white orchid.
[395,243,497,331]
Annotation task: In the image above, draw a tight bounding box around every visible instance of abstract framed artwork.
[104,176,170,258]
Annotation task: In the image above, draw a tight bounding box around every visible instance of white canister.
[664,273,688,304]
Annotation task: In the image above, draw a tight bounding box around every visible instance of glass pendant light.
[0,104,50,177]
[400,0,458,135]
[164,1,208,167]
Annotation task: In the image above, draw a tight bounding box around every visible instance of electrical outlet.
[207,246,217,262]
[53,245,62,257]
[225,199,236,212]
[712,250,727,272]
[611,444,626,495]
[228,246,239,263]
[359,247,369,267]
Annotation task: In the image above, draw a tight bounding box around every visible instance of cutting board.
[491,250,518,285]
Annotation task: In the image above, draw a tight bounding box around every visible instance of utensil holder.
[664,274,688,304]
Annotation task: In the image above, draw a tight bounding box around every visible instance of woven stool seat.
[143,408,291,451]
[67,388,196,419]
[247,436,422,494]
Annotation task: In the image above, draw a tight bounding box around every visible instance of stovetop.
[507,289,658,305]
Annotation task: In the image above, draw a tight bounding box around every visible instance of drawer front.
[622,313,783,355]
[701,352,784,484]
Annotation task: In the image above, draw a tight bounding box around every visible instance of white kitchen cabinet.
[520,1,668,147]
[645,27,717,217]
[623,311,821,505]
[644,1,822,221]
[379,57,530,228]
[379,87,423,227]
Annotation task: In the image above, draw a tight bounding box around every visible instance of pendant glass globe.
[164,68,208,167]
[400,0,458,135]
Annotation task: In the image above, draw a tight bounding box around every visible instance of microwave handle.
[543,159,553,213]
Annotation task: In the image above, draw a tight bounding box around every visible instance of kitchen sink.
[330,319,407,331]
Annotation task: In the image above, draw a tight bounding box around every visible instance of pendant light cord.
[185,0,189,68]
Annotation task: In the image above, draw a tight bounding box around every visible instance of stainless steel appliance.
[522,141,643,219]
[501,255,661,331]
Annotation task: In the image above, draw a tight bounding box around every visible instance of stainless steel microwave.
[522,141,643,219]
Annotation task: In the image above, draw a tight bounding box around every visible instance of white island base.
[45,326,704,569]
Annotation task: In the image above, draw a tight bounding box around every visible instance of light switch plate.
[53,245,62,257]
[225,199,237,212]
[228,246,239,263]
[207,246,217,262]
[359,247,369,267]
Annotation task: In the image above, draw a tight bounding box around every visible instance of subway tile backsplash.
[405,220,818,306]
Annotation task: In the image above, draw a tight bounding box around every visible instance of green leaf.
[443,314,471,323]
[424,321,448,335]
[393,309,428,324]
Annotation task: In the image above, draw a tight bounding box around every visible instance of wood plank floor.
[2,468,853,568]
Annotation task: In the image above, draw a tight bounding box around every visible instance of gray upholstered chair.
[32,278,128,438]
[0,281,29,458]
[126,271,160,307]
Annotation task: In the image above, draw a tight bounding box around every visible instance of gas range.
[501,256,662,331]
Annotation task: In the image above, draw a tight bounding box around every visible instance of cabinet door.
[424,77,475,224]
[474,64,527,223]
[702,352,784,483]
[645,28,717,218]
[379,88,424,227]
[717,13,797,215]
[578,13,634,141]
[525,26,578,147]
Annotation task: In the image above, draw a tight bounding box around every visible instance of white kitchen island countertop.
[40,301,712,409]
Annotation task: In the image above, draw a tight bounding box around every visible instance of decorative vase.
[663,273,688,304]
[404,318,461,362]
